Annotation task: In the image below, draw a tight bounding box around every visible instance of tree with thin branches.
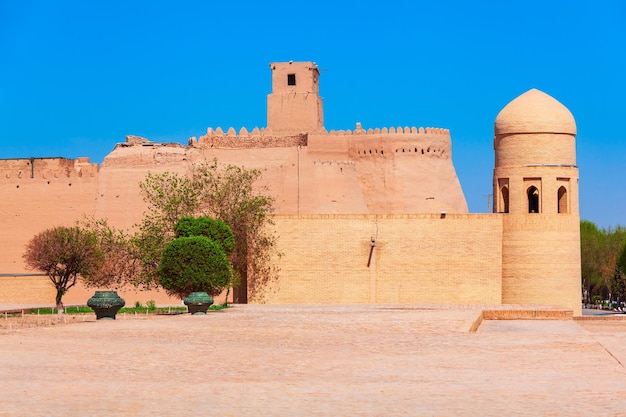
[134,159,279,303]
[79,217,140,289]
[23,226,103,318]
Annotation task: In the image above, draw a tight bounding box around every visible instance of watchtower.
[493,89,581,315]
[267,61,325,134]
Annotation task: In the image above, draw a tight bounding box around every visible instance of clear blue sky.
[1,0,624,228]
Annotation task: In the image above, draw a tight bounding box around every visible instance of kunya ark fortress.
[0,62,581,315]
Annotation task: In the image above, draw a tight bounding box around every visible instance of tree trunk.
[55,289,64,321]
[233,267,248,304]
[223,287,230,306]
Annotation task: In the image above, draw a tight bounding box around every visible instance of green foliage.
[618,241,626,273]
[191,159,278,302]
[174,216,235,254]
[27,305,188,315]
[28,306,94,315]
[610,265,626,306]
[158,236,232,299]
[580,220,626,303]
[134,159,279,302]
[208,304,230,311]
[23,226,104,314]
[133,172,200,288]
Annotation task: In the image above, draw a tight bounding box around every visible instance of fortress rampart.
[0,157,99,182]
[189,123,451,156]
[0,63,581,315]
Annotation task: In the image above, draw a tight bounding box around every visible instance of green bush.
[591,295,603,304]
[158,236,232,299]
[174,216,235,254]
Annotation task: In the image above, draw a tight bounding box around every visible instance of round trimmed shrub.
[174,216,235,254]
[158,236,232,299]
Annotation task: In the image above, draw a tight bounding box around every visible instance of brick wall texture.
[0,275,55,304]
[254,214,504,305]
[252,213,581,316]
[1,213,581,316]
[501,214,581,315]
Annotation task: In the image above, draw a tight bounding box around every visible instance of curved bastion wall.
[0,122,467,269]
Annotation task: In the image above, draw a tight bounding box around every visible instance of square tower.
[267,62,325,134]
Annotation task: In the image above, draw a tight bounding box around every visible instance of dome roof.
[494,89,576,136]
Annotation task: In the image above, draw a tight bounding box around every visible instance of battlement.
[328,122,450,137]
[190,127,308,149]
[0,157,98,181]
[336,123,452,159]
[188,122,450,151]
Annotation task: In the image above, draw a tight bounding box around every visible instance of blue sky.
[1,0,624,228]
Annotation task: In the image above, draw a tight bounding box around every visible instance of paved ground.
[1,304,626,416]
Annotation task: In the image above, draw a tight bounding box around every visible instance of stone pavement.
[1,304,626,416]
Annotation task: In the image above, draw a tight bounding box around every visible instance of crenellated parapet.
[0,157,99,181]
[188,122,450,150]
[326,123,452,159]
[191,127,308,149]
[328,122,450,137]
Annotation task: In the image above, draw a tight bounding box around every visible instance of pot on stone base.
[184,292,214,315]
[87,291,126,320]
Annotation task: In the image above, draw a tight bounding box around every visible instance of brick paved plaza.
[1,304,626,416]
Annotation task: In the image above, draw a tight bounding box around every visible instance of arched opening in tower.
[558,186,568,214]
[527,186,539,213]
[500,186,509,213]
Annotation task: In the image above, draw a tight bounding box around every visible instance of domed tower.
[494,89,581,315]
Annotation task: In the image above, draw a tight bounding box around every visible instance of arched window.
[558,186,568,214]
[501,186,509,213]
[527,186,539,213]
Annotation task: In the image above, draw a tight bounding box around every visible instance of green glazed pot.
[87,291,126,320]
[183,292,214,315]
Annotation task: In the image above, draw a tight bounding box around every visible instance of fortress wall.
[0,158,100,273]
[194,127,307,148]
[501,214,581,315]
[254,214,503,305]
[352,139,465,213]
[0,275,56,304]
[97,144,197,230]
[99,144,305,223]
[106,125,467,217]
[297,155,368,214]
[306,128,467,214]
[193,124,452,155]
[307,125,451,156]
